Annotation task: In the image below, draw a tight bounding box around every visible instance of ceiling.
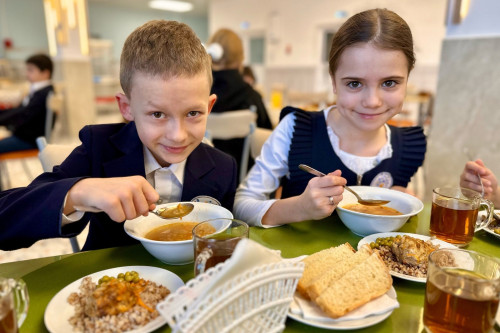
[88,0,209,17]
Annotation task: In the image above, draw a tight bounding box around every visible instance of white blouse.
[234,106,393,227]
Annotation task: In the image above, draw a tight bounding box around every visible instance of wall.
[209,0,447,97]
[88,3,208,61]
[424,0,500,198]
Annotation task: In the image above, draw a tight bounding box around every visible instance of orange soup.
[342,203,403,216]
[145,222,216,241]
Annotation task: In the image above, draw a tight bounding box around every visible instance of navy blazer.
[0,85,54,144]
[0,122,237,251]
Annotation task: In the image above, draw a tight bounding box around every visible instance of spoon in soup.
[73,202,195,219]
[298,164,390,206]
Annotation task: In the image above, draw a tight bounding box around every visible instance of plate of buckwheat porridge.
[477,210,500,240]
[358,232,457,283]
[44,266,184,333]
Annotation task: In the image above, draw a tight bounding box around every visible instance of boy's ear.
[116,93,134,121]
[207,94,217,115]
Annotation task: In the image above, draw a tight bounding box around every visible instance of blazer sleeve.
[0,127,100,250]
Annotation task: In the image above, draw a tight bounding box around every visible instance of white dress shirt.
[22,80,52,106]
[234,106,392,227]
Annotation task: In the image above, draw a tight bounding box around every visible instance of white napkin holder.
[156,238,304,333]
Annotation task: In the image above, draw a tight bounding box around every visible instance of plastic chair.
[250,127,273,159]
[205,107,257,182]
[0,91,62,189]
[36,136,81,253]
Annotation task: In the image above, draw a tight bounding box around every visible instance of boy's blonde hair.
[207,28,244,69]
[120,20,212,97]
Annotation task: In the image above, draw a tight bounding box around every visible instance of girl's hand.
[298,170,346,220]
[64,176,160,222]
[460,159,499,205]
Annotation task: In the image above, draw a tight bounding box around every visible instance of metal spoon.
[298,164,390,206]
[73,202,195,219]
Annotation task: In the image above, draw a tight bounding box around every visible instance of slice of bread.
[315,252,392,318]
[297,243,355,298]
[306,244,373,300]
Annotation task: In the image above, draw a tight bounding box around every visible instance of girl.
[234,8,426,227]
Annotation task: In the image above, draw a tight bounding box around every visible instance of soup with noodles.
[145,222,216,241]
[342,203,403,216]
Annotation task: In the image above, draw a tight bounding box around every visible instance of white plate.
[477,210,500,240]
[287,287,396,330]
[44,266,184,333]
[357,232,457,283]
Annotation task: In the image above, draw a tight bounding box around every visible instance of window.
[323,31,336,62]
[249,37,265,64]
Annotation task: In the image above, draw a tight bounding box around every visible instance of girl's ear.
[330,75,337,94]
[116,93,134,121]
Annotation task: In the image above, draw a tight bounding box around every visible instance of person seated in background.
[234,8,427,227]
[460,159,500,206]
[0,20,237,251]
[242,65,256,86]
[206,28,273,175]
[0,54,54,152]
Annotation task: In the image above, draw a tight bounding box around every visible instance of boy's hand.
[460,159,499,205]
[64,176,160,222]
[298,170,346,220]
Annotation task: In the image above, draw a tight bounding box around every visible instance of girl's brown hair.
[329,8,415,76]
[208,28,244,69]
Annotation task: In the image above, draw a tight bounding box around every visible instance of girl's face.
[331,43,409,132]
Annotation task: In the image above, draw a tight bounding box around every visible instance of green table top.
[6,205,500,333]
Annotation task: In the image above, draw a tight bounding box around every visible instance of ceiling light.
[148,0,193,12]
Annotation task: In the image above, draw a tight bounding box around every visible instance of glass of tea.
[0,277,29,333]
[430,187,493,247]
[423,248,500,333]
[193,218,249,276]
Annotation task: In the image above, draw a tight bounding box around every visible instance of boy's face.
[25,63,50,83]
[117,72,216,168]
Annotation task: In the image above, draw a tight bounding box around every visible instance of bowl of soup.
[336,186,424,236]
[124,201,233,264]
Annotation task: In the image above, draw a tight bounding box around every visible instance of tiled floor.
[0,111,123,264]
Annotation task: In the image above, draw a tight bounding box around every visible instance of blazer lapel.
[181,144,218,201]
[103,122,146,177]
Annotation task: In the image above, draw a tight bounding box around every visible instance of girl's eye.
[152,112,164,119]
[187,111,201,117]
[346,81,362,89]
[382,80,397,88]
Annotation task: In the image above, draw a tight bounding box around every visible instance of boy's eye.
[382,80,397,88]
[187,111,201,117]
[152,112,165,119]
[346,81,362,89]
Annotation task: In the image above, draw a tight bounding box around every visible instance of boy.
[0,20,237,251]
[0,53,54,152]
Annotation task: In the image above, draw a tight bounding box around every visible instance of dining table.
[5,204,500,333]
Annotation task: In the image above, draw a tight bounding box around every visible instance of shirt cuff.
[61,193,85,226]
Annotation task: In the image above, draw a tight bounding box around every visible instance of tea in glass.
[193,219,249,276]
[430,187,493,246]
[423,249,500,333]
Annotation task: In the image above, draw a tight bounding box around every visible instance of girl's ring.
[329,196,335,205]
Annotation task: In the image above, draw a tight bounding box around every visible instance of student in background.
[0,54,54,152]
[0,20,237,251]
[206,28,272,175]
[235,8,426,227]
